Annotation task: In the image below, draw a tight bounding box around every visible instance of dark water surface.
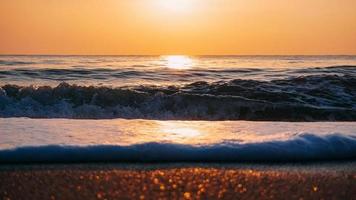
[1,55,355,120]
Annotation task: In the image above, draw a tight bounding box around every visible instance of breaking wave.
[1,74,356,120]
[0,133,355,163]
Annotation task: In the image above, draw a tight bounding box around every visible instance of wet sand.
[0,162,355,200]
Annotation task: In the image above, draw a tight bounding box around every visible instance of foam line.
[1,134,355,163]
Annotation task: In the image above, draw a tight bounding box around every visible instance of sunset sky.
[1,0,356,55]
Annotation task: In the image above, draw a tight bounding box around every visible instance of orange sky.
[1,0,356,55]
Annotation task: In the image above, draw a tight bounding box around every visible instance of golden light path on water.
[0,118,355,149]
[163,55,194,70]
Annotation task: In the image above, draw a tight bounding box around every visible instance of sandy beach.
[1,162,355,200]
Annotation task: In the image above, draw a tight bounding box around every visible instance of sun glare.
[159,122,202,140]
[163,55,194,70]
[155,0,196,14]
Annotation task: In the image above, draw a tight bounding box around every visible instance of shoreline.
[1,162,355,199]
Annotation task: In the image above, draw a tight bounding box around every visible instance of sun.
[154,0,196,14]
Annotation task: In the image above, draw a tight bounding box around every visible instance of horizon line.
[1,54,356,57]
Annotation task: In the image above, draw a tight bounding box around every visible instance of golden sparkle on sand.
[1,165,355,200]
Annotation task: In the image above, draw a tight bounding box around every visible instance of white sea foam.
[0,133,355,163]
[1,73,355,121]
[0,118,355,163]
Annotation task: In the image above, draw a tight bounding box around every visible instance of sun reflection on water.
[163,55,194,70]
[158,121,202,142]
[4,119,345,148]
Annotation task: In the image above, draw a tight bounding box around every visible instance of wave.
[1,74,356,120]
[291,65,356,74]
[1,65,355,80]
[2,68,147,79]
[0,133,355,163]
[0,60,36,66]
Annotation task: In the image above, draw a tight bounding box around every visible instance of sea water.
[0,55,355,162]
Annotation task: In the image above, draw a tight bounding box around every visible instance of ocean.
[0,55,355,163]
